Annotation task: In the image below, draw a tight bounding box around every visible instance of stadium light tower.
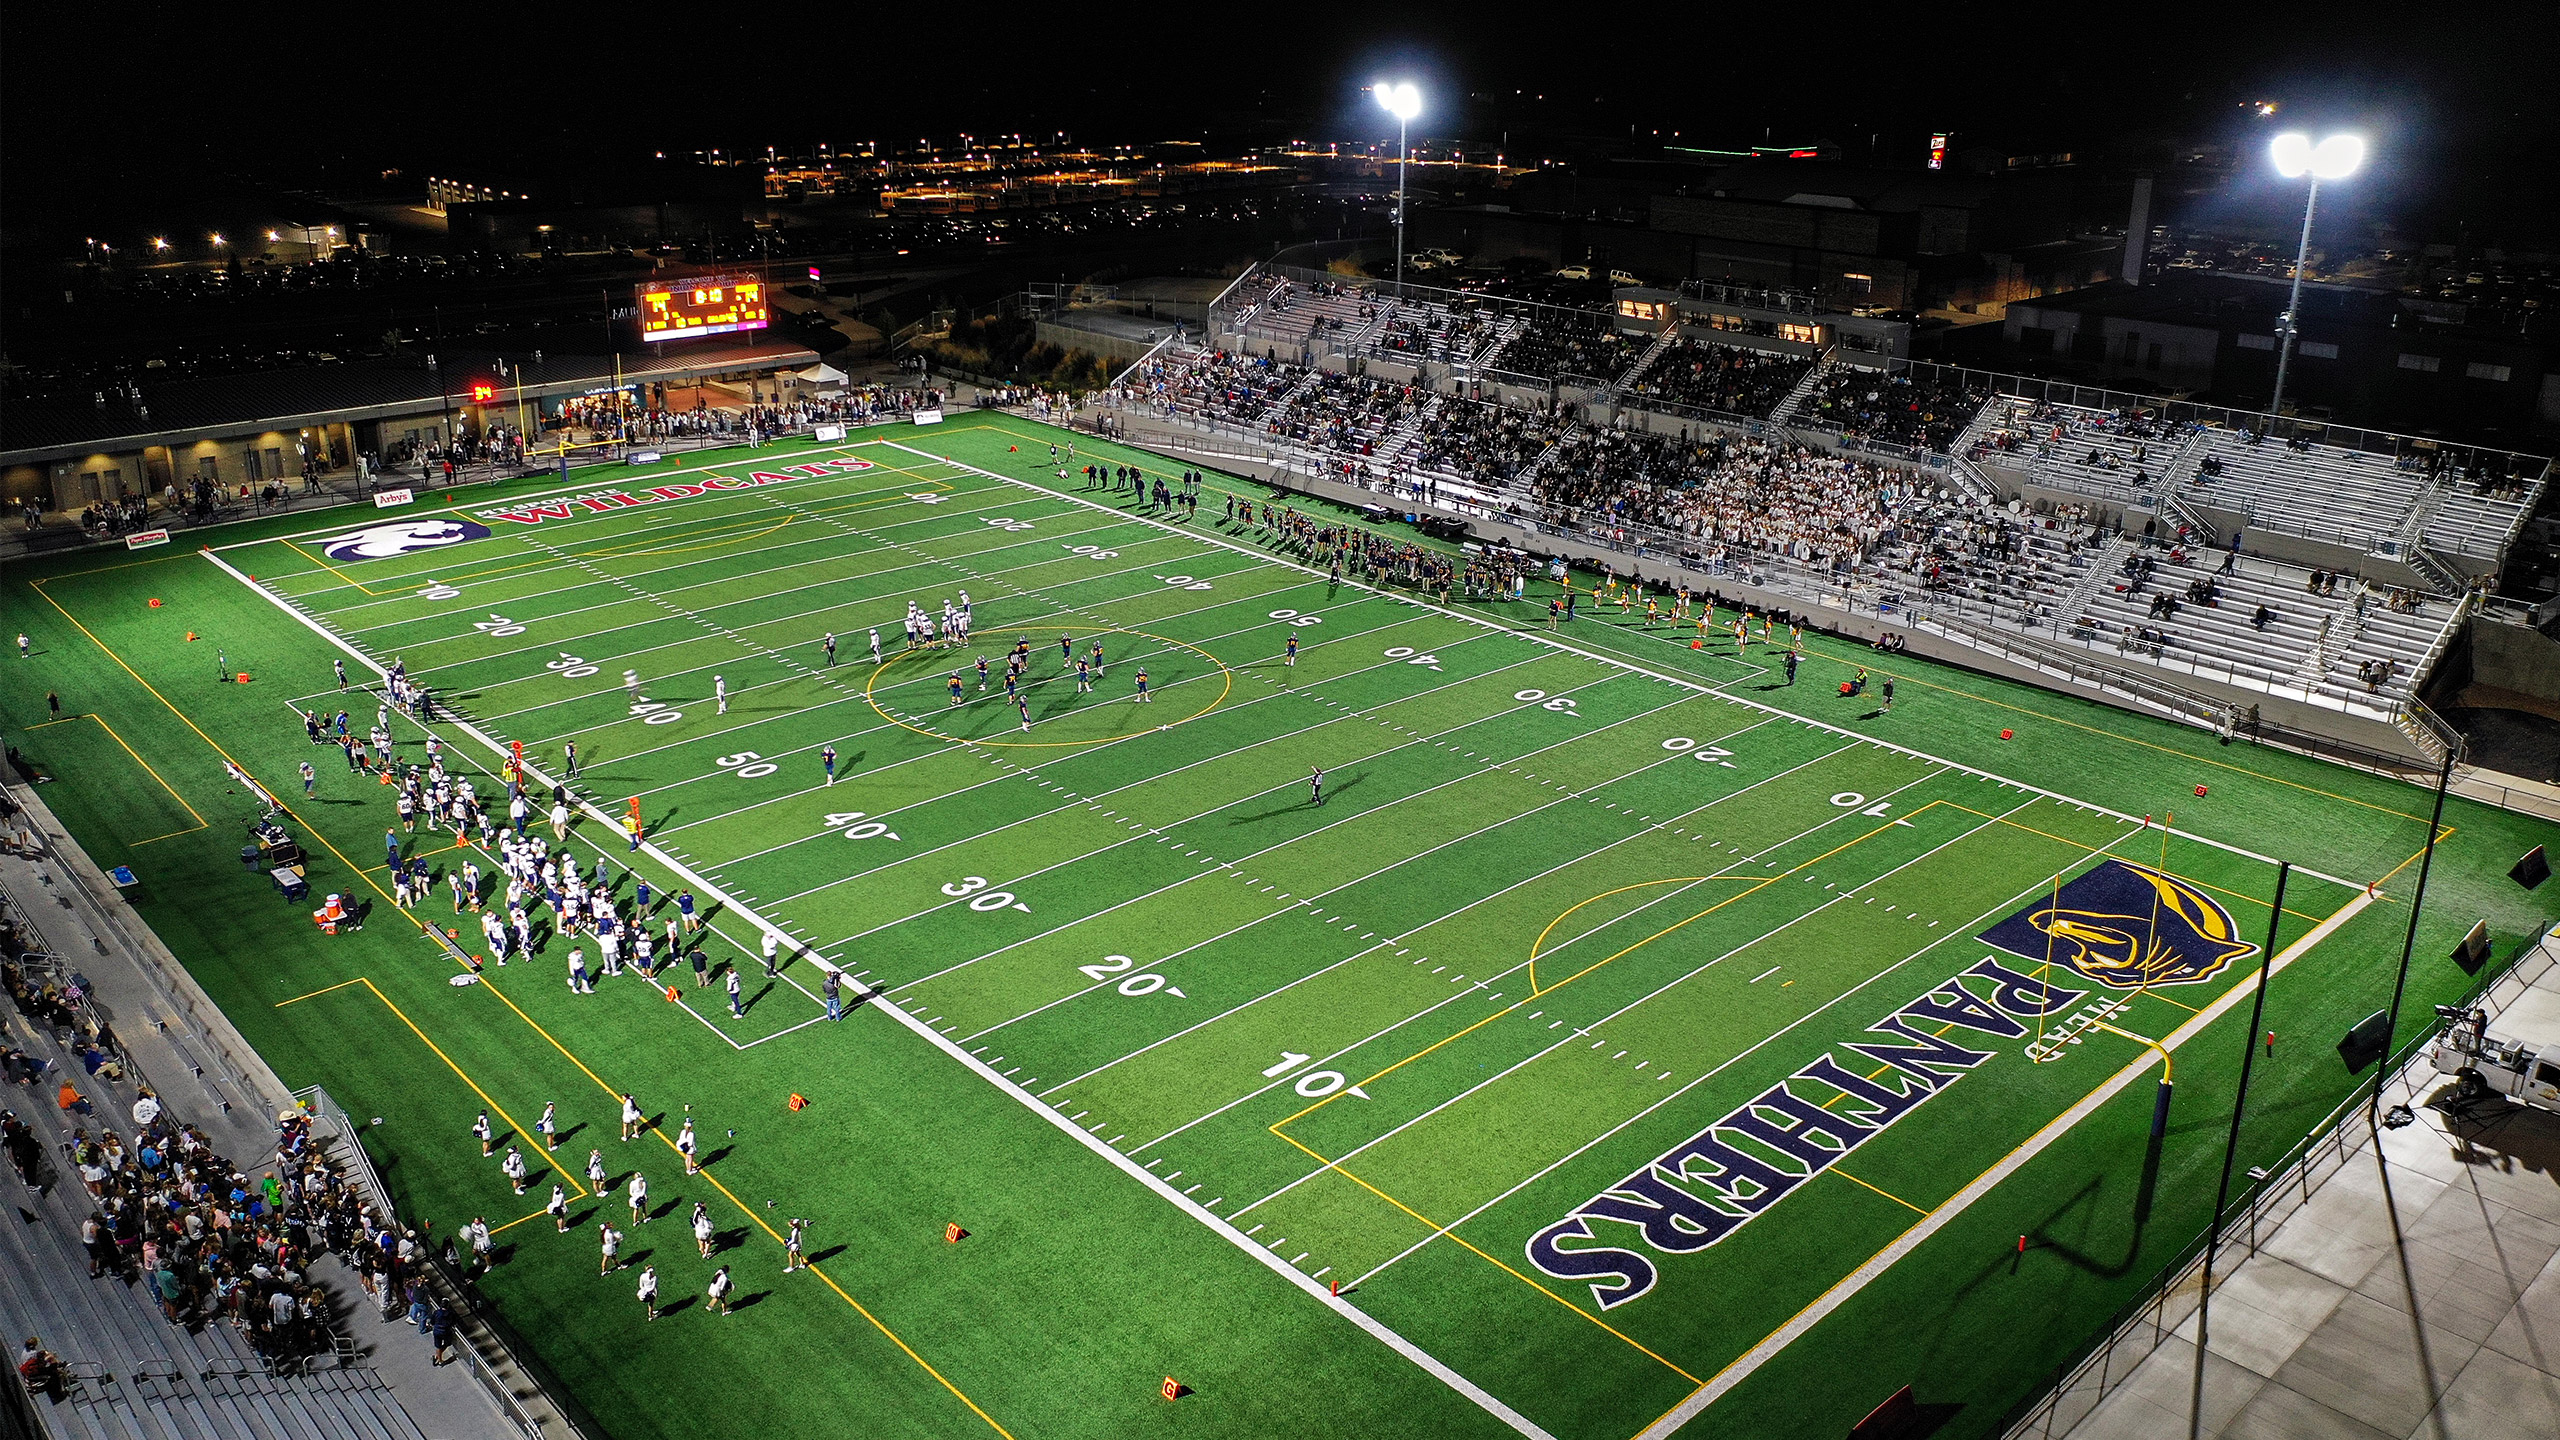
[2265,132,2363,424]
[1376,81,1422,295]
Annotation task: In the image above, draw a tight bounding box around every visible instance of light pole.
[2266,132,2363,425]
[1375,81,1422,296]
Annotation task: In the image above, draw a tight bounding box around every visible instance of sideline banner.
[912,409,945,425]
[814,424,845,441]
[124,528,171,550]
[373,487,415,508]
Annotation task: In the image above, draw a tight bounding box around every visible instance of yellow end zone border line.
[274,976,591,1204]
[201,438,915,555]
[250,452,966,599]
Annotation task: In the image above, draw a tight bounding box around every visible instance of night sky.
[5,3,2555,243]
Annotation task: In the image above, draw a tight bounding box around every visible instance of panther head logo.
[1979,860,2256,990]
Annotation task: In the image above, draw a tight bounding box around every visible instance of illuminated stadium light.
[1374,81,1422,295]
[2270,131,2362,180]
[2266,133,2366,423]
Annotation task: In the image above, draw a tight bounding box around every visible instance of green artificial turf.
[4,410,2552,1440]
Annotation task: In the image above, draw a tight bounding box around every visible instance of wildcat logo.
[321,518,493,560]
[1978,860,2255,990]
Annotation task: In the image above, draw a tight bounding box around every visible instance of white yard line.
[1039,713,1789,1098]
[1342,795,2093,1289]
[647,591,1449,853]
[862,669,1657,988]
[711,634,1510,890]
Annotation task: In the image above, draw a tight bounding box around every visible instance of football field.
[9,413,2554,1440]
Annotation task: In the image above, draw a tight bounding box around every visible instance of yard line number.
[1076,954,1187,998]
[821,811,900,841]
[1065,544,1121,560]
[1659,736,1738,767]
[940,875,1031,912]
[1514,688,1578,714]
[1260,1050,1369,1099]
[984,517,1037,532]
[1382,646,1443,671]
[1269,608,1321,625]
[546,653,600,679]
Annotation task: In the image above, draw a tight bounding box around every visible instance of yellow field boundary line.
[24,712,208,844]
[275,976,587,1200]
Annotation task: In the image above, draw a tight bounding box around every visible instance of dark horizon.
[6,3,2557,246]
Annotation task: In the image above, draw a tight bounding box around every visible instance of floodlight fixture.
[2265,133,2368,422]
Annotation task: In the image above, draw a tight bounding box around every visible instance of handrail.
[296,1084,588,1439]
[1999,927,2560,1439]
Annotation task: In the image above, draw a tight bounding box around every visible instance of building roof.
[2,340,819,465]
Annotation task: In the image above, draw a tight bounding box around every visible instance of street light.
[1375,80,1422,296]
[2265,132,2363,424]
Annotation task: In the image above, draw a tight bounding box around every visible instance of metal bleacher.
[0,1120,430,1440]
[0,885,441,1440]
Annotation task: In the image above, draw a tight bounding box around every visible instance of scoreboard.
[637,275,769,342]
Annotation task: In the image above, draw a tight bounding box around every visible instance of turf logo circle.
[321,518,494,560]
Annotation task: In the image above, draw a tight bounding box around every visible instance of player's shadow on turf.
[742,983,774,1013]
[655,1295,695,1317]
[698,1146,735,1169]
[622,1249,654,1269]
[715,1228,751,1255]
[732,1290,774,1311]
[809,1245,849,1266]
[569,1209,600,1231]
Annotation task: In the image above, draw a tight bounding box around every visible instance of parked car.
[1555,264,1592,281]
[1608,270,1642,287]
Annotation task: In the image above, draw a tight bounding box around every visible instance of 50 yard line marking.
[893,437,2359,892]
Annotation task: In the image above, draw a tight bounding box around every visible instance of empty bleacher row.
[1964,395,2547,565]
[1616,340,1813,421]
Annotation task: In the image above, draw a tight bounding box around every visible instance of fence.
[294,1084,588,1440]
[1998,925,2560,1439]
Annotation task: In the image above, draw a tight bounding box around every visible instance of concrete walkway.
[2056,934,2560,1440]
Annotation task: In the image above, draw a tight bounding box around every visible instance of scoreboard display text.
[637,276,770,342]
